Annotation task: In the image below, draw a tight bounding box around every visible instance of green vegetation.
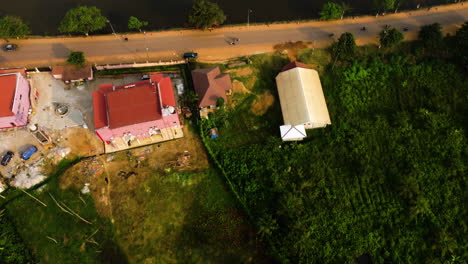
[0,210,34,264]
[379,27,404,47]
[199,24,468,263]
[1,147,265,263]
[188,0,226,30]
[319,2,345,20]
[127,16,148,32]
[331,32,356,61]
[111,168,264,263]
[419,23,443,50]
[454,22,468,69]
[372,0,395,11]
[67,51,86,66]
[0,15,30,39]
[1,159,124,264]
[59,6,107,36]
[95,64,187,76]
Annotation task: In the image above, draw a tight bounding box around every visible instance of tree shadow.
[99,239,129,264]
[51,43,71,59]
[173,176,272,264]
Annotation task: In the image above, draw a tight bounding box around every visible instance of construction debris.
[176,151,191,167]
[81,183,90,194]
[118,171,138,179]
[11,158,46,189]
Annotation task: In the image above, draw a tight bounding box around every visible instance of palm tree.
[340,2,352,19]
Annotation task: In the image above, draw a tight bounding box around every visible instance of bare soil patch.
[274,41,310,61]
[59,127,104,157]
[251,91,275,116]
[59,125,209,217]
[227,67,253,77]
[232,80,251,95]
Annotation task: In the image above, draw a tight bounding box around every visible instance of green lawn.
[200,42,468,263]
[3,160,123,264]
[2,158,266,263]
[111,168,266,264]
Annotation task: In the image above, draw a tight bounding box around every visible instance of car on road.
[1,151,14,166]
[183,52,198,59]
[2,44,18,52]
[21,146,38,160]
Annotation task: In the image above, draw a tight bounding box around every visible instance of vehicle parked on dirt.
[1,151,14,166]
[2,44,18,51]
[21,146,38,160]
[183,52,198,59]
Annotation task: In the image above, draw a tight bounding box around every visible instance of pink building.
[0,72,31,129]
[92,74,183,150]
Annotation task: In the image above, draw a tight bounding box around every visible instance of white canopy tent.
[276,63,331,129]
[280,125,307,141]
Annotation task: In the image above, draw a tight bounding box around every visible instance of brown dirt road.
[1,3,467,68]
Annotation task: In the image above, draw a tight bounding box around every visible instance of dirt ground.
[58,127,104,157]
[2,2,464,68]
[273,41,310,61]
[227,67,253,77]
[232,80,251,94]
[251,91,275,116]
[60,125,209,218]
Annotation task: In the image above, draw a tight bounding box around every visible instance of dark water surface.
[0,0,445,35]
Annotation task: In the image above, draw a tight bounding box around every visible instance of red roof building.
[191,67,232,108]
[52,65,93,82]
[92,74,183,151]
[281,61,309,72]
[0,72,31,129]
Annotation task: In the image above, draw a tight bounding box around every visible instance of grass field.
[199,40,468,263]
[3,159,123,264]
[2,125,268,263]
[110,168,266,263]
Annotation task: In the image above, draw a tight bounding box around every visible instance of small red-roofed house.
[52,65,93,83]
[192,67,232,117]
[92,74,183,152]
[0,72,31,129]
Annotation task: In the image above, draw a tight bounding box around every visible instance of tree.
[188,0,226,30]
[379,28,404,47]
[372,0,395,12]
[454,22,468,69]
[331,32,356,60]
[67,51,86,66]
[59,6,107,36]
[257,215,278,238]
[128,16,148,32]
[216,97,225,107]
[418,23,443,49]
[319,2,344,20]
[0,16,30,39]
[339,3,352,19]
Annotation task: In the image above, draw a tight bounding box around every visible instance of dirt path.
[98,155,115,224]
[0,3,467,68]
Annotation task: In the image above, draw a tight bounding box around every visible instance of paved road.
[1,4,467,68]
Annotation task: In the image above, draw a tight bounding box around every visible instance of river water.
[0,0,445,35]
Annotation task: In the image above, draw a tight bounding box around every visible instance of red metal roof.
[92,91,108,129]
[282,61,309,72]
[92,74,176,129]
[0,68,26,75]
[151,74,176,107]
[0,74,17,117]
[191,67,232,108]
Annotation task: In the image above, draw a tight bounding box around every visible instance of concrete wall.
[96,113,181,143]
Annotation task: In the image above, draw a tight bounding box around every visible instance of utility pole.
[144,31,149,63]
[247,9,253,28]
